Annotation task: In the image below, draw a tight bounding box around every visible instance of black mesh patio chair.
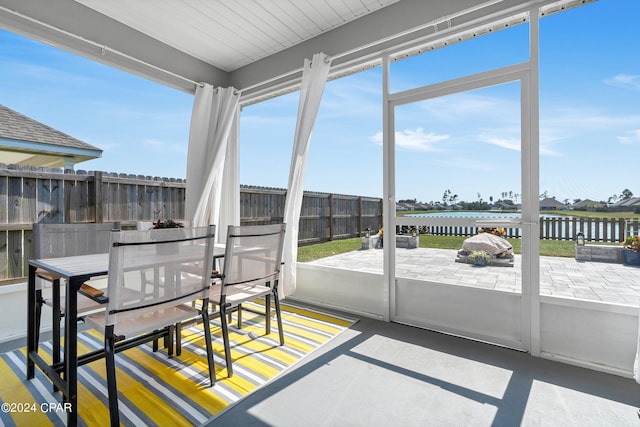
[84,225,217,426]
[32,222,119,368]
[210,223,286,377]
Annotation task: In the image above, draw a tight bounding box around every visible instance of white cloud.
[371,128,449,151]
[442,157,493,171]
[538,133,563,157]
[618,129,640,145]
[143,138,164,147]
[540,106,640,156]
[475,131,562,157]
[543,106,640,129]
[414,92,519,124]
[477,133,520,151]
[92,141,120,151]
[604,74,640,91]
[476,130,563,157]
[141,138,187,153]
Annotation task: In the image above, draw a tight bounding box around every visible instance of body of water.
[408,212,556,219]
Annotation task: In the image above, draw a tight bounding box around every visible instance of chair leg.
[273,290,285,346]
[105,326,120,427]
[201,304,216,387]
[220,305,233,378]
[51,279,62,393]
[51,279,62,366]
[153,323,171,352]
[237,304,242,329]
[36,287,60,393]
[175,322,182,356]
[52,307,62,361]
[34,289,42,349]
[265,294,271,335]
[167,326,174,357]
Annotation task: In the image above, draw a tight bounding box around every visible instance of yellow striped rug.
[0,301,355,426]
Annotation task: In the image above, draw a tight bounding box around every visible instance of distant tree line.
[401,188,634,210]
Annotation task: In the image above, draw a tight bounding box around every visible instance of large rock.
[462,233,513,258]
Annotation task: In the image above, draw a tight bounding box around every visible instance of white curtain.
[185,85,239,232]
[282,53,332,297]
[217,111,241,242]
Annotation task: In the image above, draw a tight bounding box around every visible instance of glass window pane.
[395,82,522,207]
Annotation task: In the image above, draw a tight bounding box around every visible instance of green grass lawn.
[297,238,362,262]
[297,209,639,262]
[417,235,577,257]
[297,235,580,262]
[544,210,640,219]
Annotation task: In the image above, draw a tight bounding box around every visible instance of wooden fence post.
[328,193,333,241]
[357,196,362,237]
[94,171,103,223]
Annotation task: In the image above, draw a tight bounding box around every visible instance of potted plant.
[152,219,184,229]
[469,250,493,267]
[479,227,507,238]
[622,236,640,266]
[151,219,184,255]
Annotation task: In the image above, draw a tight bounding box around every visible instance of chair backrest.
[33,222,119,259]
[220,223,286,293]
[104,225,215,327]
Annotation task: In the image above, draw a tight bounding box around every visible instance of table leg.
[265,294,271,335]
[65,277,81,427]
[52,278,61,367]
[27,265,36,379]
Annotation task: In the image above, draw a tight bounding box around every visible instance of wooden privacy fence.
[239,186,382,245]
[0,165,186,284]
[0,164,382,284]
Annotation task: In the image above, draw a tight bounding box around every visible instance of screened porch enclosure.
[0,0,638,387]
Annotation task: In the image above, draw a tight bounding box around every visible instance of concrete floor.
[210,307,640,427]
[211,250,640,425]
[9,304,639,427]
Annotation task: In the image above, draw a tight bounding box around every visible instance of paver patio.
[307,247,640,306]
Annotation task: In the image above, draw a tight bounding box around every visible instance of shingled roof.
[572,199,605,209]
[540,197,568,210]
[0,104,102,168]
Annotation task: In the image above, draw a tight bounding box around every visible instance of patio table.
[26,244,225,426]
[27,253,108,426]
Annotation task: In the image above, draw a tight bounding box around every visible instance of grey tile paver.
[307,247,640,306]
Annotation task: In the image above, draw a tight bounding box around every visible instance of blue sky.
[1,0,638,204]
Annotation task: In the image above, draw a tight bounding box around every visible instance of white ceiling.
[73,0,400,72]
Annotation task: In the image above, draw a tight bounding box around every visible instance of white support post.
[522,6,541,356]
[382,55,394,322]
